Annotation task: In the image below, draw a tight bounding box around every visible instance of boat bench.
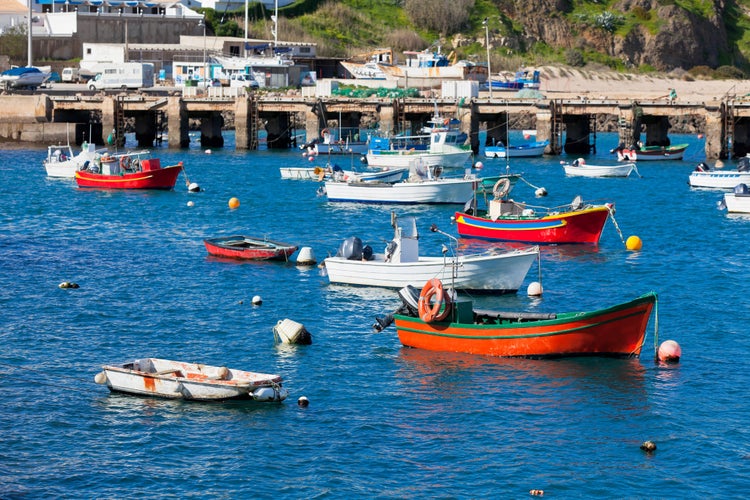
[474,309,557,323]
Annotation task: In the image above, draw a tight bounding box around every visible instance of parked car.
[229,73,260,89]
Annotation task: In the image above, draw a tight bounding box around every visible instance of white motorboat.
[365,113,471,169]
[689,159,750,189]
[323,213,539,293]
[720,183,750,213]
[561,158,638,178]
[95,357,289,402]
[281,164,407,182]
[322,163,481,204]
[44,142,107,178]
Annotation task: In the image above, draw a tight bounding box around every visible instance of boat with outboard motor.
[373,281,658,359]
[689,157,750,189]
[612,142,688,161]
[719,183,750,213]
[323,213,539,293]
[44,142,108,178]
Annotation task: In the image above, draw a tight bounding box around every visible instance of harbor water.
[1,132,749,497]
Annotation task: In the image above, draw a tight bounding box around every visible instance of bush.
[564,49,585,67]
[714,65,745,79]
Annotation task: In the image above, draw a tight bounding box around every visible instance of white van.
[88,63,155,90]
[61,67,79,83]
[229,73,260,89]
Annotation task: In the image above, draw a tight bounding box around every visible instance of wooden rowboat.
[95,357,289,401]
[204,235,298,261]
[379,282,657,358]
[562,159,638,178]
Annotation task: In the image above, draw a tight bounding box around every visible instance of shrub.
[714,65,745,79]
[565,49,585,67]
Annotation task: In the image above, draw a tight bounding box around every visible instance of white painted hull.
[98,358,288,401]
[44,144,106,178]
[723,193,750,213]
[324,247,539,292]
[324,177,478,204]
[281,166,407,182]
[563,163,635,178]
[688,171,750,189]
[366,149,472,168]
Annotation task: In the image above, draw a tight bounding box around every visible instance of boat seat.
[474,309,557,322]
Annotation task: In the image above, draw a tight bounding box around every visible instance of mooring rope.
[607,205,627,246]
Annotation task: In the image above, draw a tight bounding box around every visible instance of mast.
[271,0,278,49]
[244,0,248,57]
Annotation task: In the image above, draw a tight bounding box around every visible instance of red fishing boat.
[454,181,613,244]
[380,281,657,358]
[75,151,183,190]
[204,235,298,261]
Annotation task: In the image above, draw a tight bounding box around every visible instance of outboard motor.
[362,245,373,260]
[372,285,421,333]
[738,157,750,172]
[696,162,710,172]
[734,183,749,195]
[337,236,364,260]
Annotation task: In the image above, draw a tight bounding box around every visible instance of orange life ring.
[493,178,511,199]
[120,155,130,170]
[418,278,452,322]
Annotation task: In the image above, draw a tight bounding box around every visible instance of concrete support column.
[535,109,552,154]
[378,105,394,136]
[616,107,635,148]
[705,108,723,160]
[234,97,251,150]
[200,113,225,148]
[167,96,189,149]
[305,109,319,145]
[101,95,116,147]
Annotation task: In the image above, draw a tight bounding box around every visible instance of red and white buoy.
[658,340,681,363]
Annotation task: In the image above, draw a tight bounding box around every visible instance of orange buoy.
[626,235,643,251]
[228,197,240,209]
[658,340,681,363]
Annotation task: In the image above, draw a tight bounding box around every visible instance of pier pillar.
[535,109,552,153]
[200,113,225,148]
[167,96,190,149]
[616,106,636,148]
[305,109,319,145]
[378,105,395,136]
[235,97,251,150]
[134,112,157,148]
[705,105,724,160]
[469,103,481,155]
[101,96,117,147]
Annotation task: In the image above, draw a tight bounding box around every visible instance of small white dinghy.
[720,183,750,213]
[95,358,289,402]
[561,158,638,178]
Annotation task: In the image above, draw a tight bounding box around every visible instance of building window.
[300,47,311,54]
[230,46,239,57]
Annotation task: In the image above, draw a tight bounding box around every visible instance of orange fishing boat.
[379,280,657,358]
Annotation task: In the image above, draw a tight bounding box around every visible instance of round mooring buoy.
[626,235,643,251]
[94,371,107,384]
[658,340,682,363]
[298,396,310,407]
[527,281,543,297]
[474,161,484,170]
[252,295,262,306]
[640,440,657,453]
[228,197,240,209]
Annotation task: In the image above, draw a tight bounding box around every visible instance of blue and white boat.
[0,66,50,90]
[484,140,549,158]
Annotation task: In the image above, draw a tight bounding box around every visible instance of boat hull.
[563,163,635,178]
[454,206,611,244]
[325,178,478,204]
[689,171,750,189]
[616,144,688,161]
[484,141,548,158]
[366,149,472,168]
[324,247,539,293]
[204,236,297,260]
[393,292,656,358]
[723,193,750,213]
[76,164,182,189]
[99,358,288,401]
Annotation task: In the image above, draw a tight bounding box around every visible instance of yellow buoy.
[228,197,240,209]
[626,235,643,251]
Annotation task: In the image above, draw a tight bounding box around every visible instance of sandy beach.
[526,66,749,102]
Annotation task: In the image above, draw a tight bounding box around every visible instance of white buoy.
[527,281,543,296]
[188,182,200,192]
[296,247,317,265]
[252,295,262,306]
[94,371,107,384]
[187,200,195,207]
[205,149,212,154]
[298,396,310,407]
[535,187,548,197]
[474,161,484,170]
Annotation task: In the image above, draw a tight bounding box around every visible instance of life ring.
[493,178,511,199]
[321,128,329,137]
[120,155,130,170]
[418,278,452,323]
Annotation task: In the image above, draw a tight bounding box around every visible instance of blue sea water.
[1,132,749,498]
